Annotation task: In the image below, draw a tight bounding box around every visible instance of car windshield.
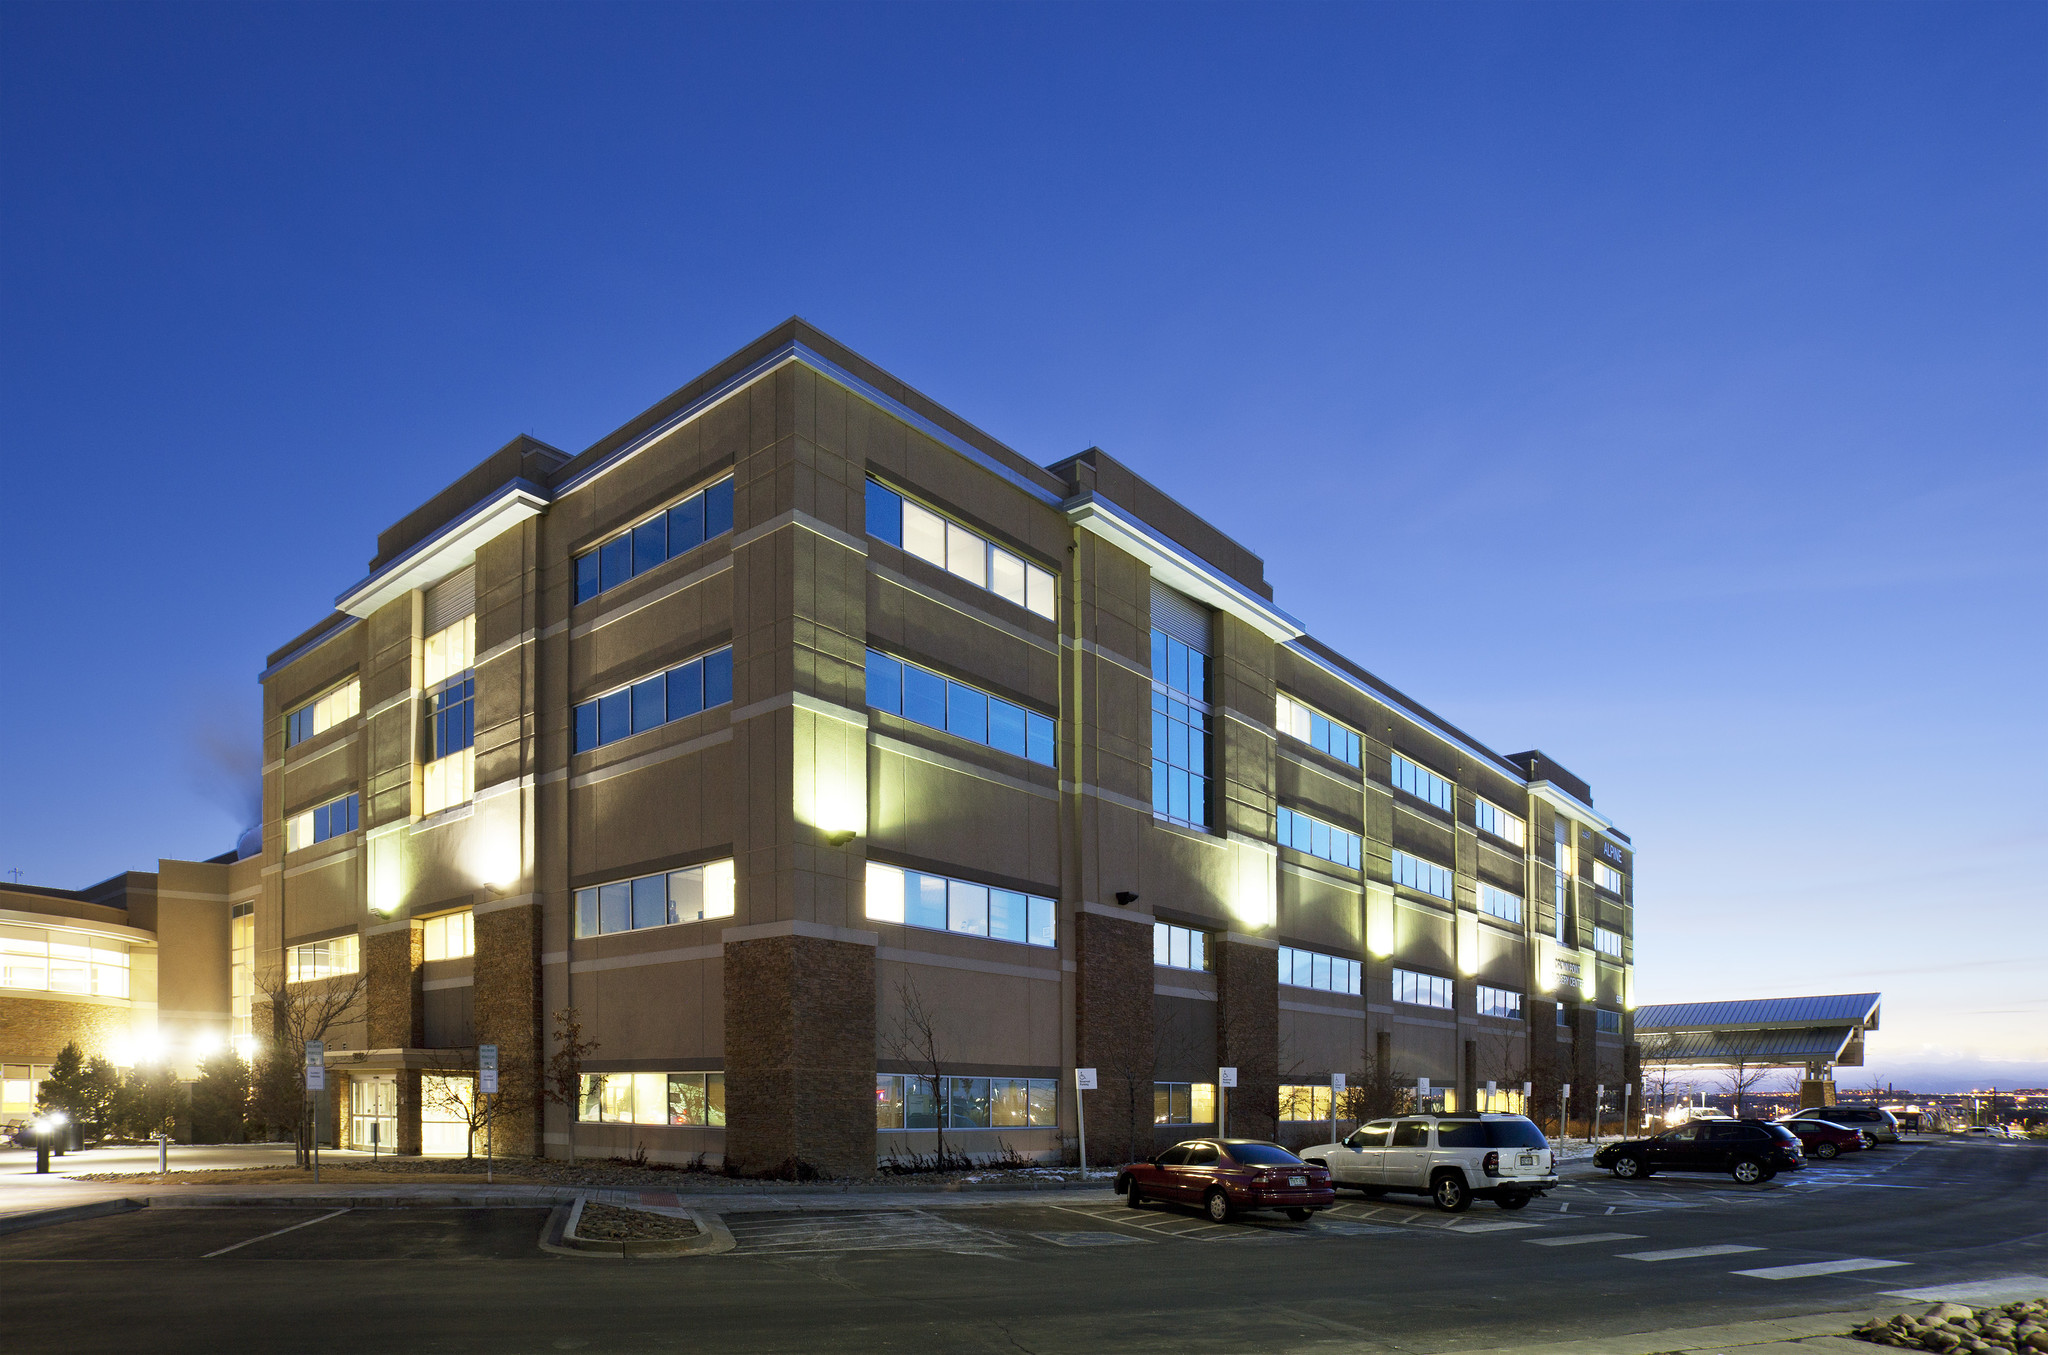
[1765,1125,1799,1140]
[1225,1143,1302,1166]
[1436,1119,1549,1149]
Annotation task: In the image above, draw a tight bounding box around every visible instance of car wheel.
[1610,1153,1644,1180]
[1126,1182,1147,1209]
[1814,1141,1839,1160]
[1431,1172,1472,1213]
[1286,1207,1313,1222]
[1204,1189,1233,1224]
[1497,1191,1531,1211]
[1731,1157,1767,1184]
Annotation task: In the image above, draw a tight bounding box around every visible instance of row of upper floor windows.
[573,645,735,754]
[865,649,1056,767]
[574,476,734,605]
[865,479,1057,619]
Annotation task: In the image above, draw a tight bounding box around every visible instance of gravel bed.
[573,1201,702,1241]
[1850,1298,2048,1353]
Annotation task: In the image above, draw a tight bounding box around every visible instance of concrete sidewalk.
[1430,1310,1887,1355]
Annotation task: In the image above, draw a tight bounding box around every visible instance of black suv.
[1780,1105,1900,1144]
[1595,1119,1805,1184]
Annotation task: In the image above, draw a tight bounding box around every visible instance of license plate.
[1519,1154,1535,1167]
[1288,1175,1306,1187]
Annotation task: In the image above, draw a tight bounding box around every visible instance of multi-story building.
[249,318,1637,1173]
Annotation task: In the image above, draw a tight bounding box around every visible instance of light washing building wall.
[244,318,1635,1171]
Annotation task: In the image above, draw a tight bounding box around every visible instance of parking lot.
[1,1138,2042,1353]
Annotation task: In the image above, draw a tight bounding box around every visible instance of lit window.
[1473,796,1526,846]
[285,793,359,851]
[577,1071,728,1126]
[1594,926,1623,958]
[1477,984,1524,1020]
[422,615,476,815]
[875,1074,1059,1130]
[421,910,474,961]
[1594,861,1624,894]
[285,678,361,749]
[230,905,253,1058]
[1279,945,1361,995]
[1393,967,1454,1009]
[574,645,735,753]
[0,933,128,998]
[287,934,360,982]
[863,863,1055,948]
[1553,820,1573,942]
[865,479,1056,619]
[1274,693,1361,768]
[1153,922,1210,972]
[574,476,735,605]
[1278,1085,1337,1121]
[574,860,735,938]
[1276,805,1362,870]
[1478,884,1523,925]
[1391,753,1454,813]
[1151,625,1211,830]
[1152,1082,1217,1125]
[1392,849,1454,901]
[864,650,1055,766]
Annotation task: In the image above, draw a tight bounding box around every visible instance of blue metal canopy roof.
[1633,993,1881,1033]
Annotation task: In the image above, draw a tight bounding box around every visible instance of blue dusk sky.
[2,3,2041,1092]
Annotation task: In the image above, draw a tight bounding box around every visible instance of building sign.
[1598,840,1626,866]
[1555,958,1583,991]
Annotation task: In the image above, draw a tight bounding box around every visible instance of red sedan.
[1116,1139,1335,1223]
[1776,1118,1869,1160]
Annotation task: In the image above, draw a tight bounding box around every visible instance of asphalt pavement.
[1,1137,2042,1354]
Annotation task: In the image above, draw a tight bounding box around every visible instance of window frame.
[1472,795,1527,847]
[573,860,737,939]
[573,475,736,607]
[1390,752,1455,814]
[1153,922,1211,973]
[1273,692,1363,769]
[864,648,1056,767]
[573,645,736,755]
[1392,966,1455,1010]
[284,677,362,750]
[1391,849,1455,902]
[1275,804,1363,871]
[863,478,1058,621]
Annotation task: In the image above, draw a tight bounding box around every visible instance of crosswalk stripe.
[1619,1244,1765,1261]
[1734,1259,1910,1280]
[1528,1232,1645,1246]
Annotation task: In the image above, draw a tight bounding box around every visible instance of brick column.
[1074,907,1154,1167]
[474,901,541,1156]
[365,922,423,1048]
[1215,935,1278,1141]
[395,1067,423,1156]
[722,924,876,1179]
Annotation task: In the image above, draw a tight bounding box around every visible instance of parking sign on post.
[1330,1073,1346,1142]
[478,1044,498,1094]
[1074,1068,1097,1179]
[1219,1066,1237,1137]
[304,1039,325,1091]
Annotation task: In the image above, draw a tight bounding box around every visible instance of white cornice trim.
[1066,493,1302,642]
[1528,781,1612,832]
[336,482,550,619]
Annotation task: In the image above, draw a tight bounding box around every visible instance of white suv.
[1299,1113,1559,1213]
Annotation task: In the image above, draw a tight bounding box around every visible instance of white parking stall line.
[1883,1276,2048,1304]
[201,1208,351,1258]
[1619,1244,1766,1262]
[723,1209,1011,1256]
[1447,1221,1545,1233]
[1528,1232,1646,1247]
[1734,1258,1911,1280]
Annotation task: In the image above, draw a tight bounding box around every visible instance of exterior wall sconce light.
[1115,891,1140,906]
[825,829,857,846]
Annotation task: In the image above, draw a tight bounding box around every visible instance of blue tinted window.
[666,495,705,556]
[632,875,667,930]
[599,882,631,934]
[1151,630,1169,682]
[988,889,1026,943]
[576,888,598,938]
[905,872,947,930]
[632,676,666,733]
[667,660,703,719]
[1027,713,1056,766]
[987,699,1027,757]
[574,701,599,753]
[1027,895,1055,948]
[598,689,631,744]
[866,650,902,713]
[598,534,632,592]
[632,517,666,575]
[705,478,734,539]
[431,678,474,759]
[902,664,947,728]
[866,480,902,545]
[702,647,733,708]
[575,552,601,604]
[946,683,987,743]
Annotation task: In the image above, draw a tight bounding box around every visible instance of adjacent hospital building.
[7,321,1637,1171]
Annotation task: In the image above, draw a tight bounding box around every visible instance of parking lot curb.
[1424,1307,1901,1355]
[0,1197,142,1236]
[538,1197,736,1258]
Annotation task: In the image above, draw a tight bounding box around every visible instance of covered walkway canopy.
[1633,993,1881,1077]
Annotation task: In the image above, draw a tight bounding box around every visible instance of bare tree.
[1640,1048,1690,1128]
[1337,1044,1414,1125]
[1719,1059,1773,1120]
[543,1007,599,1164]
[883,975,963,1169]
[421,1048,534,1160]
[252,963,368,1166]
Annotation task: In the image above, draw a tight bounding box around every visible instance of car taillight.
[1483,1151,1500,1177]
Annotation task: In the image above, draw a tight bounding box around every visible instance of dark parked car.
[1781,1105,1900,1144]
[1775,1117,1869,1159]
[1595,1119,1805,1184]
[1116,1139,1335,1223]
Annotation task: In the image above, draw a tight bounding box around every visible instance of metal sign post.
[1485,1080,1498,1113]
[304,1040,325,1184]
[1330,1072,1346,1145]
[1218,1066,1238,1137]
[479,1045,498,1185]
[1595,1084,1606,1144]
[371,1122,380,1162]
[1561,1082,1572,1146]
[1622,1082,1633,1134]
[1417,1076,1430,1113]
[1074,1068,1097,1178]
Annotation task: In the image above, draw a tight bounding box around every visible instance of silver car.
[1299,1113,1559,1213]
